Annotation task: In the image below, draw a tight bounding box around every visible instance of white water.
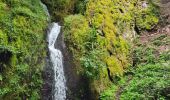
[48,23,67,100]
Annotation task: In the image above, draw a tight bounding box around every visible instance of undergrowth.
[100,33,170,100]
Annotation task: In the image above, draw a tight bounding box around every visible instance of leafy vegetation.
[0,0,167,99]
[74,0,87,14]
[121,63,170,99]
[100,33,170,100]
[0,0,48,99]
[63,0,160,96]
[100,60,170,100]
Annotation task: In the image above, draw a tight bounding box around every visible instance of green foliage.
[80,49,106,78]
[100,31,170,100]
[100,61,170,100]
[100,85,118,100]
[64,15,105,78]
[0,0,47,99]
[135,1,159,30]
[133,46,157,65]
[0,30,8,46]
[86,0,131,77]
[64,15,90,53]
[121,63,170,99]
[75,0,87,14]
[133,34,170,66]
[63,0,160,95]
[63,0,161,97]
[118,34,170,99]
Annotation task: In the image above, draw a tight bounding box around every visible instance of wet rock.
[41,56,54,100]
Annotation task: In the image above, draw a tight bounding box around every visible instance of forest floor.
[114,24,170,100]
[140,25,170,53]
[99,0,170,99]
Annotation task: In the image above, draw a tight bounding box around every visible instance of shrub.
[80,49,106,78]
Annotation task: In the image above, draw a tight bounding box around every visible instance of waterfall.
[41,1,67,100]
[48,23,67,100]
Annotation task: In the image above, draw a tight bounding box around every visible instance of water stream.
[48,23,66,100]
[41,1,67,100]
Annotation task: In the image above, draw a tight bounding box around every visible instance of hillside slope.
[0,0,48,99]
[63,0,160,99]
[100,0,170,99]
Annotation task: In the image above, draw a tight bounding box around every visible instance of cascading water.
[41,1,67,99]
[48,23,67,100]
[41,1,89,100]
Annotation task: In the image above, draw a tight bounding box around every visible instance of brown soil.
[139,25,170,53]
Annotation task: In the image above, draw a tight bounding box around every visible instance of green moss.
[106,56,124,76]
[0,30,8,46]
[135,1,159,30]
[86,0,131,78]
[0,0,48,99]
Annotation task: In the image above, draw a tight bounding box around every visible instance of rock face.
[41,25,54,100]
[41,55,54,100]
[160,0,170,23]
